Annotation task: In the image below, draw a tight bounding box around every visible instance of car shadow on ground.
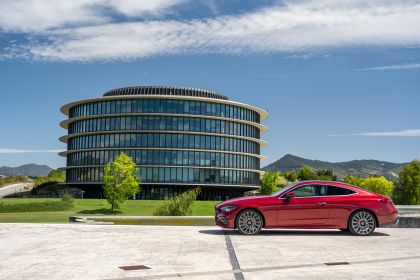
[199,229,390,236]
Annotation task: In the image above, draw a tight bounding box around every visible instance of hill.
[262,154,406,179]
[0,164,52,177]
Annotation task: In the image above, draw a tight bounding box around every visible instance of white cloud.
[0,0,185,32]
[0,148,63,153]
[330,129,420,137]
[2,0,420,61]
[357,63,420,71]
[356,129,420,137]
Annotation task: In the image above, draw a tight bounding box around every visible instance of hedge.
[0,200,73,213]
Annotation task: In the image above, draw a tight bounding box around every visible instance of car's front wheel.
[236,209,263,235]
[349,210,376,236]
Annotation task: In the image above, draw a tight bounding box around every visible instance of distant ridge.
[262,154,406,179]
[0,164,52,177]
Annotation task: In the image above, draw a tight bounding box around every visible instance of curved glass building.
[59,86,268,200]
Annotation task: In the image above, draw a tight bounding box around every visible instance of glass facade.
[68,133,260,154]
[69,98,260,123]
[68,116,260,138]
[60,87,267,200]
[67,150,259,169]
[67,167,259,185]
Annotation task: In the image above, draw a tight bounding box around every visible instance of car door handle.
[317,202,327,206]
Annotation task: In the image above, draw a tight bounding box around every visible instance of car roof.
[291,180,379,195]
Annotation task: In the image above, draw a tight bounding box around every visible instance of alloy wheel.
[237,210,263,235]
[349,210,376,236]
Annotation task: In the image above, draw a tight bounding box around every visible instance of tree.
[316,169,337,181]
[343,175,363,186]
[103,153,141,210]
[298,166,317,180]
[284,171,298,182]
[359,176,394,196]
[34,176,46,186]
[260,171,282,195]
[47,170,66,182]
[393,160,420,205]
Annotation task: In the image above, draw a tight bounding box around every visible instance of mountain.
[262,154,406,180]
[0,164,52,177]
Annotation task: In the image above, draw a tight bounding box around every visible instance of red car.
[215,181,398,236]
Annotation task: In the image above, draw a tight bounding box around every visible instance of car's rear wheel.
[236,209,263,235]
[349,210,376,236]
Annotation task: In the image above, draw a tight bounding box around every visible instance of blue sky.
[0,0,419,169]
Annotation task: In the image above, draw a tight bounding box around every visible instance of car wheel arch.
[348,208,379,228]
[235,208,266,229]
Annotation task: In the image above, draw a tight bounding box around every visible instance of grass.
[0,198,219,223]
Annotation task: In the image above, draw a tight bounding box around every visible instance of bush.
[298,166,316,180]
[153,188,201,216]
[343,175,363,186]
[284,171,298,182]
[61,193,74,203]
[0,198,74,213]
[359,176,394,196]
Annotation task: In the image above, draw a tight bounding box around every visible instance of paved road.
[1,224,419,280]
[0,183,32,198]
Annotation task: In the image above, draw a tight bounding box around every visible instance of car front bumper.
[215,211,236,229]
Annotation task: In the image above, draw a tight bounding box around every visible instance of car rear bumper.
[378,208,398,227]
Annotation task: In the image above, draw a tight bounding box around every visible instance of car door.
[324,185,358,227]
[276,184,330,227]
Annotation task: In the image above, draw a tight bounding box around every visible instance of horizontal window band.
[61,95,268,121]
[64,165,263,174]
[60,147,267,160]
[60,112,268,134]
[59,130,268,147]
[62,182,261,189]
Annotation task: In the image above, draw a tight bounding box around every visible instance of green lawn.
[0,198,219,223]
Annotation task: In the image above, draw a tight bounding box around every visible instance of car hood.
[216,195,271,208]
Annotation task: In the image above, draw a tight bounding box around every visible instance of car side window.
[281,185,327,198]
[293,185,316,197]
[327,186,356,196]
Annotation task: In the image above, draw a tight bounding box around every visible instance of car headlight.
[220,206,237,213]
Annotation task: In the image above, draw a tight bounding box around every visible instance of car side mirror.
[286,192,295,200]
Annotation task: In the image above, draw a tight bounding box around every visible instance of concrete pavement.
[1,224,420,280]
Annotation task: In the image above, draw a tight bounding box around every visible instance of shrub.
[343,175,363,186]
[359,176,394,196]
[298,166,317,180]
[153,188,201,216]
[61,193,74,203]
[284,171,298,182]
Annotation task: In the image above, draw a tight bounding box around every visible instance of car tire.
[236,209,263,235]
[348,210,376,236]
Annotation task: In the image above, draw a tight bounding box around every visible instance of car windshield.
[270,182,299,196]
